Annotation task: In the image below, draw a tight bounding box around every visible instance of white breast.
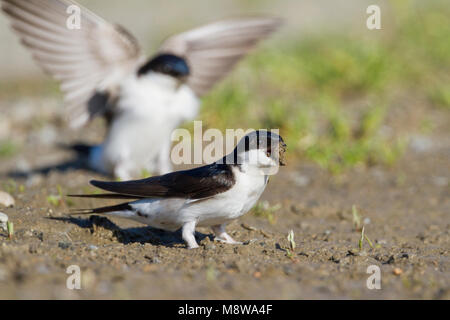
[127,166,268,230]
[181,166,268,227]
[97,73,199,177]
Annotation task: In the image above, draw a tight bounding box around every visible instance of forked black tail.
[69,202,133,216]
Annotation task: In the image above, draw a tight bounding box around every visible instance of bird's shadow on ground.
[50,215,211,248]
[4,143,101,179]
[6,159,90,179]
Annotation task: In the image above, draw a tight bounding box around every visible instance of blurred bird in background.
[1,0,281,179]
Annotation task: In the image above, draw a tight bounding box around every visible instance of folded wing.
[90,163,236,200]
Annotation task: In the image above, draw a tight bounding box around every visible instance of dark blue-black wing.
[89,163,235,200]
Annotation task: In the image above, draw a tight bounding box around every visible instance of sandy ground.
[0,98,448,300]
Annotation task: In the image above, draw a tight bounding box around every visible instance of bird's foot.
[213,233,242,245]
[212,224,242,245]
[187,243,200,249]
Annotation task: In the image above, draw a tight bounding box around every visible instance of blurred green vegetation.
[200,1,449,173]
[0,140,19,158]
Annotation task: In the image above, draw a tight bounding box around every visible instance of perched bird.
[1,0,281,179]
[70,131,286,249]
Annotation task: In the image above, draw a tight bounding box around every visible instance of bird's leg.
[182,221,199,249]
[212,224,242,245]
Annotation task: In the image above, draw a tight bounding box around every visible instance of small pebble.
[144,256,162,264]
[152,257,162,264]
[243,239,259,245]
[0,192,15,208]
[58,242,71,250]
[241,223,258,231]
[26,175,43,187]
[291,173,310,187]
[205,243,217,250]
[36,264,50,275]
[393,268,403,276]
[409,135,433,153]
[290,205,300,214]
[433,177,448,187]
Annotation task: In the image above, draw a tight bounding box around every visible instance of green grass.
[2,179,18,194]
[429,85,450,110]
[251,201,281,224]
[0,141,19,158]
[199,2,449,172]
[46,185,73,207]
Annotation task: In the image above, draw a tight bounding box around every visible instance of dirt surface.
[0,99,448,300]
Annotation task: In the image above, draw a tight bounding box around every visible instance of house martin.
[70,130,286,249]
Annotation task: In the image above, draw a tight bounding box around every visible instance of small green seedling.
[359,226,365,250]
[47,185,66,207]
[364,234,374,249]
[46,195,61,206]
[7,221,14,240]
[359,226,375,250]
[352,205,362,231]
[285,249,294,259]
[287,230,296,250]
[285,230,299,261]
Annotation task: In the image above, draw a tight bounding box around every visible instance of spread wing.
[1,0,143,127]
[159,17,282,97]
[89,163,236,200]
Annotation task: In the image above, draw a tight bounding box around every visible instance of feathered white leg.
[182,221,199,249]
[212,224,242,244]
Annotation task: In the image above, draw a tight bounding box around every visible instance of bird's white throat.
[236,149,278,176]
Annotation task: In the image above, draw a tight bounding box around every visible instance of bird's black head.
[241,130,287,166]
[222,130,287,169]
[137,54,190,79]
